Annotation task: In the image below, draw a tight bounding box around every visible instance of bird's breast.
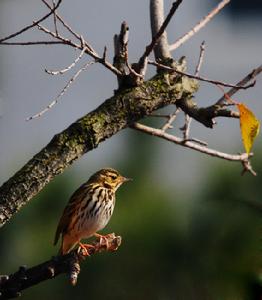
[77,188,115,238]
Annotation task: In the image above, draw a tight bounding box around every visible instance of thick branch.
[0,71,198,227]
[176,97,239,128]
[149,0,172,60]
[0,234,121,299]
[137,0,183,73]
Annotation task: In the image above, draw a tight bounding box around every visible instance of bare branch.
[0,0,122,76]
[113,22,129,88]
[0,234,121,299]
[195,41,206,76]
[161,108,180,131]
[36,23,122,76]
[41,0,81,40]
[138,0,183,73]
[169,0,230,51]
[148,60,256,90]
[181,41,206,140]
[183,138,208,147]
[241,159,257,176]
[27,61,95,121]
[181,114,192,140]
[131,122,255,174]
[0,0,62,43]
[149,0,171,60]
[45,46,88,75]
[0,41,65,46]
[102,46,107,62]
[215,64,262,106]
[52,0,59,36]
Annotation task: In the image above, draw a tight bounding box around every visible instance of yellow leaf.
[237,103,260,154]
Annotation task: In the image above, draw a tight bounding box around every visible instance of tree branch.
[169,0,230,51]
[0,0,62,43]
[1,60,259,226]
[194,41,206,76]
[41,0,81,40]
[0,70,198,227]
[34,22,122,76]
[148,60,256,90]
[215,64,262,105]
[149,0,172,60]
[0,41,65,46]
[131,122,252,166]
[137,0,183,74]
[27,61,95,120]
[0,234,121,299]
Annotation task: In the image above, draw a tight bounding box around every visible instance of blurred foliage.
[1,132,262,300]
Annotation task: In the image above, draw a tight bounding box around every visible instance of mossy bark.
[0,73,198,227]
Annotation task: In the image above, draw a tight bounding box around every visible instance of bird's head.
[89,168,131,191]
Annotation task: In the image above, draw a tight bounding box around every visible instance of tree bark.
[0,234,121,299]
[0,71,198,227]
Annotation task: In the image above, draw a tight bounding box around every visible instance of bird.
[54,168,131,255]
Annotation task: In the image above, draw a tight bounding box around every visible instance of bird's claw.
[77,242,95,256]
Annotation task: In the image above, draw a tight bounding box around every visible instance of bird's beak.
[121,176,132,183]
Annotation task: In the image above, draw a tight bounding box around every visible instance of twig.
[0,41,65,46]
[27,61,95,121]
[161,108,180,131]
[215,64,262,106]
[0,0,121,76]
[169,0,230,51]
[132,122,255,175]
[36,23,122,76]
[138,0,183,74]
[126,63,144,79]
[52,0,59,36]
[181,114,192,140]
[0,0,62,43]
[195,41,206,76]
[181,41,206,139]
[241,159,257,176]
[36,22,77,44]
[41,0,81,40]
[40,0,97,56]
[45,46,87,75]
[0,234,121,299]
[148,60,256,90]
[102,46,107,62]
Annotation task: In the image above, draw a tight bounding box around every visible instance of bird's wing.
[53,183,90,245]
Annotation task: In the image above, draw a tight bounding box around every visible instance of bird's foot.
[94,233,111,250]
[77,242,95,256]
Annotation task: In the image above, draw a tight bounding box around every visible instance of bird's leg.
[77,242,95,256]
[94,233,110,249]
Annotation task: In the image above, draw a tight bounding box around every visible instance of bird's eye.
[110,174,117,180]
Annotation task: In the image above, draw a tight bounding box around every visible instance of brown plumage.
[54,168,130,255]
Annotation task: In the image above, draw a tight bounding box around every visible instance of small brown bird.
[54,168,131,255]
